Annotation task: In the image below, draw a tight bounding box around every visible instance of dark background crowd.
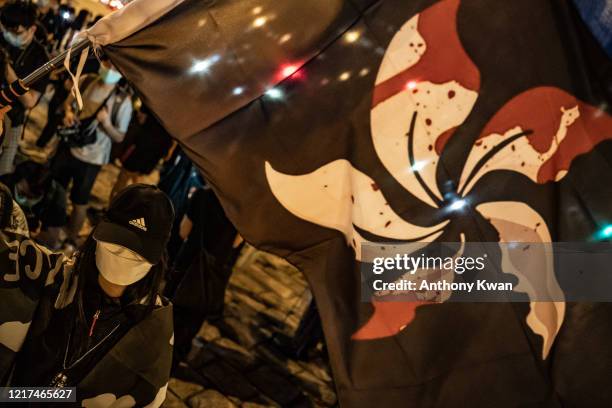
[0,0,324,387]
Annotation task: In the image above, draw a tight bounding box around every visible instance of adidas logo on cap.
[129,217,148,231]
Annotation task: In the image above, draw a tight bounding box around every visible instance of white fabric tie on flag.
[63,40,89,111]
[63,0,185,111]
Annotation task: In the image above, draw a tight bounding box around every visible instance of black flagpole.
[23,39,91,86]
[0,39,91,108]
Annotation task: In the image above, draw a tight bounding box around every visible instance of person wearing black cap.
[0,183,175,407]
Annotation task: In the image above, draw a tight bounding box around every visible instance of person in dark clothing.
[0,160,66,247]
[166,186,243,366]
[35,72,70,148]
[0,1,49,174]
[110,104,174,199]
[54,7,89,53]
[158,146,204,263]
[0,183,175,406]
[37,6,98,149]
[36,0,61,46]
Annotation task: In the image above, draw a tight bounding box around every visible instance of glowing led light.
[265,88,283,99]
[448,199,468,212]
[253,16,267,28]
[602,225,612,238]
[406,80,418,90]
[339,71,351,81]
[344,30,361,43]
[410,160,427,172]
[280,64,299,79]
[62,11,71,19]
[189,55,221,74]
[232,87,244,95]
[252,6,263,15]
[279,33,292,44]
[359,68,370,77]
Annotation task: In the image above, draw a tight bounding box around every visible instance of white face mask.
[3,30,29,48]
[95,241,153,286]
[99,66,122,85]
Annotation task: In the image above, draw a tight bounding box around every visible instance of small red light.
[281,65,299,78]
[276,63,304,81]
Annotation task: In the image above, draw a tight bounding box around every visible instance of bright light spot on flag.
[281,64,299,79]
[253,16,267,28]
[448,199,468,212]
[279,33,292,44]
[410,160,427,172]
[339,72,351,81]
[189,55,221,74]
[232,87,244,95]
[344,30,361,43]
[359,68,370,77]
[252,6,263,15]
[406,81,418,90]
[265,88,283,99]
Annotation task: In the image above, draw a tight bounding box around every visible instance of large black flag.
[95,0,612,405]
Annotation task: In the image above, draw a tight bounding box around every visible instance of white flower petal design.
[459,105,580,194]
[371,82,478,207]
[265,159,447,260]
[374,15,425,84]
[0,320,30,352]
[476,201,565,359]
[370,1,480,208]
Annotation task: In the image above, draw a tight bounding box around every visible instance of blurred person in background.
[0,159,66,248]
[35,0,62,46]
[158,146,204,263]
[166,184,243,368]
[110,103,174,200]
[0,183,174,407]
[51,60,132,249]
[54,7,89,53]
[37,10,102,150]
[0,0,49,175]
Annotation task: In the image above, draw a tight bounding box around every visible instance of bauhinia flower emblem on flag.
[264,0,612,359]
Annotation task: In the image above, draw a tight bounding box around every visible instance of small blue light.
[232,87,244,95]
[602,225,612,238]
[265,88,283,99]
[448,199,467,212]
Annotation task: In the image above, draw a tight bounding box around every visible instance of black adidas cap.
[93,184,175,264]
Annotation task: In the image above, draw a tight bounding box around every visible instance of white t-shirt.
[70,86,133,166]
